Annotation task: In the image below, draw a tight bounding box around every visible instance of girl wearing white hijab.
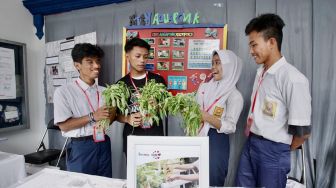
[196,50,244,186]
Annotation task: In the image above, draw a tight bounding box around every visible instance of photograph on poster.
[158,50,170,59]
[127,136,209,188]
[168,76,187,90]
[157,61,169,70]
[173,50,185,59]
[50,65,59,76]
[143,38,155,45]
[172,62,184,71]
[173,38,186,47]
[149,47,155,59]
[137,157,199,188]
[158,38,170,47]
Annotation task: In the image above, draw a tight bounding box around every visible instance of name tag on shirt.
[213,106,224,119]
[93,125,105,142]
[262,99,278,119]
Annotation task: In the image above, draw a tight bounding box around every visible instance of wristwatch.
[88,112,96,124]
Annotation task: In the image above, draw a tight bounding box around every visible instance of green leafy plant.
[136,159,182,188]
[98,81,130,130]
[164,93,202,136]
[100,80,202,136]
[138,80,172,125]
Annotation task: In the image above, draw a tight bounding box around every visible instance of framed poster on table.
[127,136,209,188]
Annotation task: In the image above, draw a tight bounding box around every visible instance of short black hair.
[245,13,285,51]
[124,37,150,53]
[71,43,104,63]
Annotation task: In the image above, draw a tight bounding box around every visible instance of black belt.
[71,135,93,141]
[250,132,265,139]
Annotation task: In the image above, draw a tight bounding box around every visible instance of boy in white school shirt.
[53,43,115,177]
[236,13,311,188]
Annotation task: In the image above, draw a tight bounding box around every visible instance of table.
[9,168,126,188]
[0,151,26,188]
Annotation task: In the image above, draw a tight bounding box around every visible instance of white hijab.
[197,50,242,135]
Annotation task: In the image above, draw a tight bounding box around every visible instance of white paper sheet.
[59,50,76,72]
[0,47,16,99]
[46,56,59,65]
[4,110,19,120]
[75,32,97,44]
[53,78,67,86]
[60,40,75,51]
[45,41,60,57]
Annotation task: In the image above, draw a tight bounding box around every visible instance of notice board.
[0,39,29,132]
[123,24,227,95]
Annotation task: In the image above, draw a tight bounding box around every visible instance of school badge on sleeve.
[213,106,224,118]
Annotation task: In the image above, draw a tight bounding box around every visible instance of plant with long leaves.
[164,93,202,136]
[138,80,172,125]
[98,81,130,130]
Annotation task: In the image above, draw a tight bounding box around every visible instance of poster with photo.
[157,61,169,70]
[173,50,185,59]
[167,76,187,90]
[45,32,96,103]
[158,49,170,59]
[187,39,220,69]
[172,62,184,71]
[143,38,155,45]
[149,47,155,59]
[173,38,186,47]
[127,136,209,188]
[158,38,170,47]
[50,65,60,76]
[124,25,227,95]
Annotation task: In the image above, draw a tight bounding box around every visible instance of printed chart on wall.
[123,25,227,95]
[45,32,97,103]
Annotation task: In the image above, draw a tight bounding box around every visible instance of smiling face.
[75,56,101,84]
[126,46,149,76]
[248,31,273,65]
[211,54,223,81]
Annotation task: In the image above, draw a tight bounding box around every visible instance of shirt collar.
[76,78,97,91]
[257,56,287,76]
[130,71,147,80]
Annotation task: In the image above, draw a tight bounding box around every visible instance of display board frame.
[122,24,227,95]
[0,39,29,133]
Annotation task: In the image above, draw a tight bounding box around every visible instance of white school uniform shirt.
[250,57,311,145]
[197,86,244,136]
[53,78,105,137]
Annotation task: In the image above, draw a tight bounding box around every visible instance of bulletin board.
[45,32,97,103]
[122,24,227,95]
[0,39,29,132]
